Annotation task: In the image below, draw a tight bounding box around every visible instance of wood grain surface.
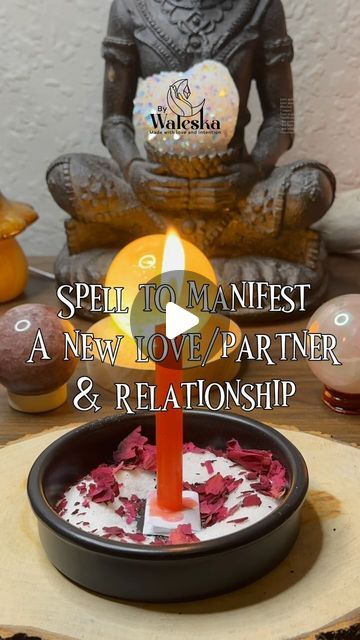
[292,611,360,639]
[1,423,359,640]
[0,627,76,640]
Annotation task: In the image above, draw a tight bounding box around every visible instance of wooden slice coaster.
[0,423,359,640]
[0,626,75,640]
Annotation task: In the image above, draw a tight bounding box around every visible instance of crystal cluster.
[133,60,240,157]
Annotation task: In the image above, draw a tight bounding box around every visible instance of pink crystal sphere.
[307,294,360,394]
[0,303,78,395]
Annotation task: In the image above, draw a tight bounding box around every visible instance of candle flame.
[161,228,185,299]
[161,228,185,274]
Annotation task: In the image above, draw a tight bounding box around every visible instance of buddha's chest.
[130,0,260,74]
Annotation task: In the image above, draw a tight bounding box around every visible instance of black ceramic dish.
[27,411,308,602]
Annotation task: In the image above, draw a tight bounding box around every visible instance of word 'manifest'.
[23,280,342,415]
[56,281,312,320]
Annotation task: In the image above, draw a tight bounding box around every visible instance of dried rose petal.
[242,494,262,507]
[268,459,288,497]
[200,496,226,516]
[87,464,119,504]
[56,496,67,516]
[226,478,243,492]
[226,503,242,518]
[184,473,245,527]
[167,524,200,545]
[126,532,146,543]
[226,439,273,473]
[119,497,137,524]
[103,526,125,539]
[141,444,156,470]
[113,427,157,471]
[204,473,226,495]
[250,462,287,498]
[114,426,147,461]
[201,460,215,475]
[245,471,258,480]
[207,446,225,458]
[118,494,144,524]
[76,481,87,495]
[183,442,207,454]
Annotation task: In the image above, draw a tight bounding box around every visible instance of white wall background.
[1,0,359,255]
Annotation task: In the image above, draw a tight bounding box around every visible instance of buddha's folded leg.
[47,153,137,221]
[278,160,336,231]
[217,225,322,270]
[46,153,165,253]
[239,160,336,237]
[219,160,336,268]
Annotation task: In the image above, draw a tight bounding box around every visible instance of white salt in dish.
[58,443,285,545]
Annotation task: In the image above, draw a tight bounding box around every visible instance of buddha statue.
[47,0,336,320]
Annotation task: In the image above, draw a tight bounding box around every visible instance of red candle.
[155,324,183,511]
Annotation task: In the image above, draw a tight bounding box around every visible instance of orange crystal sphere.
[105,234,216,337]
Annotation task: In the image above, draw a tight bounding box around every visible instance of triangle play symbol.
[165,302,200,340]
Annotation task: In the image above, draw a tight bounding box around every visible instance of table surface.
[1,254,359,447]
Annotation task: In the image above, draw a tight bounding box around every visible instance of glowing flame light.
[161,228,185,299]
[161,228,185,273]
[105,229,216,338]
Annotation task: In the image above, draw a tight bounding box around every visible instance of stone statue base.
[55,245,327,322]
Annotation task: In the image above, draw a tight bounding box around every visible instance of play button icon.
[165,302,199,340]
[128,268,230,368]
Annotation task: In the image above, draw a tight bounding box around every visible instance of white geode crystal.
[133,60,240,157]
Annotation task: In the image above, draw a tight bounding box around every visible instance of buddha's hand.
[128,160,188,212]
[189,163,260,214]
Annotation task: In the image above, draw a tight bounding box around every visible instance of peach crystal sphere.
[307,294,360,394]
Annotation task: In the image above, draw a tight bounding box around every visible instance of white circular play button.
[128,269,230,369]
[165,302,199,340]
